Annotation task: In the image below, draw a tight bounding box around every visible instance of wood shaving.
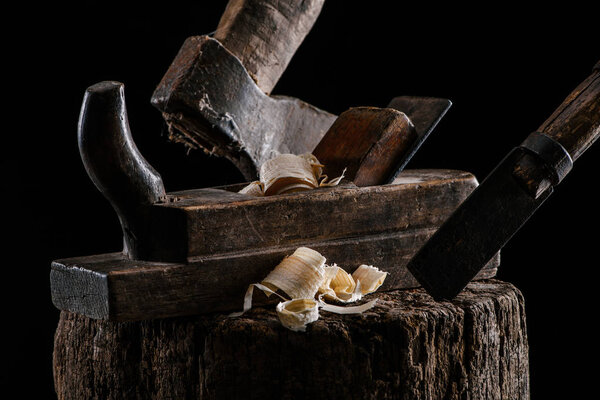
[261,247,326,299]
[239,153,345,196]
[352,264,388,295]
[276,299,319,332]
[230,247,387,331]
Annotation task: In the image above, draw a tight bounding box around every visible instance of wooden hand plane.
[50,82,499,322]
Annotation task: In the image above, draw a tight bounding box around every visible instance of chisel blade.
[406,148,553,301]
[386,96,452,182]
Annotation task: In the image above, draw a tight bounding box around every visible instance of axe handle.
[514,62,600,196]
[214,0,325,94]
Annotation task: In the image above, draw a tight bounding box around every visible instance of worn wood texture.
[50,232,501,322]
[313,107,418,186]
[53,279,528,399]
[50,169,502,321]
[151,35,336,180]
[157,169,480,261]
[214,0,325,94]
[72,168,481,263]
[513,63,600,196]
[78,81,167,260]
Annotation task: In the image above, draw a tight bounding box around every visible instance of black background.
[5,1,599,398]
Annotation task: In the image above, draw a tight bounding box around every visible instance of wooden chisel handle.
[537,61,600,161]
[214,0,325,94]
[514,61,600,197]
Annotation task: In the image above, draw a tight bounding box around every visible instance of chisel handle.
[514,61,600,197]
[214,0,325,94]
[538,61,600,161]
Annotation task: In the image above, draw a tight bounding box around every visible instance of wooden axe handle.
[214,0,325,94]
[514,61,600,196]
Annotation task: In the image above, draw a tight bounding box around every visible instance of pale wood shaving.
[230,247,387,332]
[238,153,345,196]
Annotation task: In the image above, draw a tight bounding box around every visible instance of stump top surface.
[225,279,521,331]
[54,279,529,400]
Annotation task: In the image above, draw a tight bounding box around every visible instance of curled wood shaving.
[353,264,388,295]
[230,247,387,331]
[276,299,319,332]
[318,264,362,303]
[261,247,326,299]
[238,180,264,196]
[239,153,345,196]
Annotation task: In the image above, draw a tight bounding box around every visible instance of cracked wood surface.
[50,169,501,322]
[151,35,336,180]
[214,0,326,94]
[53,279,529,399]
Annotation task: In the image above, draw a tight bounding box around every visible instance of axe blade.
[406,147,554,301]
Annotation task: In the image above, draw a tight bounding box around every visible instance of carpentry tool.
[386,96,453,182]
[50,81,498,321]
[151,0,336,180]
[313,98,451,186]
[406,61,600,301]
[150,0,452,183]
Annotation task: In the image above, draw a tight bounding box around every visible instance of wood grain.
[151,35,336,180]
[50,230,501,322]
[161,169,479,261]
[53,280,528,399]
[214,0,325,94]
[312,107,418,186]
[92,169,479,262]
[537,66,600,161]
[51,169,503,321]
[513,65,600,196]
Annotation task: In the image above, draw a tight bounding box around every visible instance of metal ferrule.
[518,131,573,186]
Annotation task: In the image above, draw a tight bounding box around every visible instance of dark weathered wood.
[152,0,328,178]
[312,107,418,186]
[167,169,480,261]
[513,64,600,196]
[75,79,486,270]
[405,64,600,301]
[214,0,325,94]
[152,35,336,180]
[538,64,600,160]
[53,279,528,399]
[50,231,501,322]
[78,81,166,259]
[51,169,502,321]
[76,169,480,263]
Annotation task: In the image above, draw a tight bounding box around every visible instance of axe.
[406,61,600,301]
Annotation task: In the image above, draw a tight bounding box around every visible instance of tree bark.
[53,279,529,400]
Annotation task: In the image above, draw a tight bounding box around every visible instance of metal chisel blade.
[405,148,553,301]
[386,96,452,182]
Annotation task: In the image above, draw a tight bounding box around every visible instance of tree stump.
[53,279,529,399]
